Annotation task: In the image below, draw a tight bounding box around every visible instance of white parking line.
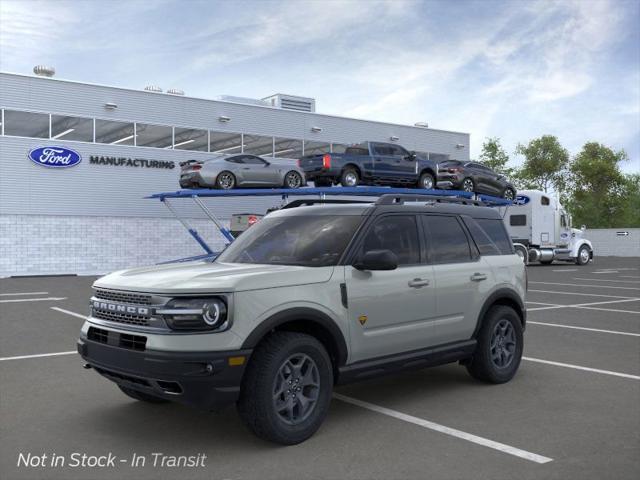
[523,357,640,380]
[573,278,640,284]
[0,297,67,304]
[575,306,640,315]
[333,393,553,464]
[527,297,640,312]
[621,275,640,279]
[0,351,76,362]
[593,270,619,274]
[529,289,637,299]
[552,269,577,272]
[527,321,640,337]
[51,307,87,319]
[530,281,640,291]
[0,291,49,296]
[526,301,559,306]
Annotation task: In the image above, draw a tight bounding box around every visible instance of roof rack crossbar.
[281,199,372,209]
[375,194,487,206]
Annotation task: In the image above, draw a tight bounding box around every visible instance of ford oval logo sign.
[514,195,530,205]
[28,146,82,168]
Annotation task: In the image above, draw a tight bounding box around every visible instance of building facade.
[0,72,470,276]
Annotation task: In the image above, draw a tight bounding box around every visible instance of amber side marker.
[228,356,246,366]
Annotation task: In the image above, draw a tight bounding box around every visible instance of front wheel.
[216,171,236,190]
[466,306,523,384]
[462,177,475,192]
[503,187,516,201]
[576,245,591,265]
[237,332,333,445]
[283,171,303,189]
[417,172,435,190]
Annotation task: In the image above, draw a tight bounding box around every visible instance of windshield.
[216,214,363,267]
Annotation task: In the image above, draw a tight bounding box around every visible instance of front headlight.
[157,297,229,332]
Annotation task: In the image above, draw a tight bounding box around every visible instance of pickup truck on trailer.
[298,141,442,190]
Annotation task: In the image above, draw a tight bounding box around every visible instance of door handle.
[408,278,430,288]
[470,273,487,282]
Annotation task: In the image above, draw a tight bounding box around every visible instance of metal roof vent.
[262,94,316,113]
[144,85,163,93]
[33,65,55,77]
[167,88,185,96]
[414,122,429,128]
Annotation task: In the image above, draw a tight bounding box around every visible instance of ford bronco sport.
[78,194,526,445]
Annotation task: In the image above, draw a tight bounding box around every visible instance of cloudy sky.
[1,0,638,172]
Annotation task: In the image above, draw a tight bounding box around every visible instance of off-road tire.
[237,332,333,445]
[340,168,360,187]
[118,385,169,404]
[466,306,523,384]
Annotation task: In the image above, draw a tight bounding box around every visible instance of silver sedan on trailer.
[179,154,307,190]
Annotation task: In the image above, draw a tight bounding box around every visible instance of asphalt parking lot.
[1,257,639,480]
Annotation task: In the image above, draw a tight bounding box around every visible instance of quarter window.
[465,218,513,255]
[360,216,420,265]
[423,215,472,264]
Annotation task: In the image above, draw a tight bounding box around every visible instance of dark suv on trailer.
[437,160,517,200]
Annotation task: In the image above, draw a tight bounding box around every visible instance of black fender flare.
[472,288,526,338]
[241,307,349,366]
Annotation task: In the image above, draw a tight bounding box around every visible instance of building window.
[210,131,243,154]
[135,123,173,148]
[95,119,135,145]
[51,114,94,142]
[273,137,303,159]
[173,127,208,151]
[244,134,274,156]
[3,110,49,138]
[303,140,331,156]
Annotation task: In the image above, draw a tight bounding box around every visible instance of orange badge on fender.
[358,315,367,325]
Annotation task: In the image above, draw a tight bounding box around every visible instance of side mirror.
[406,151,417,161]
[353,249,398,271]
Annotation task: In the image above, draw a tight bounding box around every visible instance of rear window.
[423,215,472,264]
[464,218,514,255]
[345,147,369,155]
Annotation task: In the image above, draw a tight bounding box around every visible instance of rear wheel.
[237,332,333,445]
[340,168,359,187]
[216,171,236,190]
[466,306,523,384]
[417,172,435,190]
[462,178,475,192]
[284,171,303,189]
[118,385,169,404]
[576,245,590,265]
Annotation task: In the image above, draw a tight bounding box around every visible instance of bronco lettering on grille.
[92,300,149,316]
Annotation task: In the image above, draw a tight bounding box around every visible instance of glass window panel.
[273,137,303,159]
[51,115,93,142]
[331,143,348,154]
[173,127,208,151]
[136,123,172,148]
[210,131,243,154]
[95,119,135,145]
[243,134,274,156]
[4,110,49,138]
[303,140,331,156]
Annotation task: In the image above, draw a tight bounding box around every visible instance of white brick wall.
[587,228,640,257]
[0,214,229,277]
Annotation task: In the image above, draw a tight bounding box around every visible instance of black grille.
[94,289,152,305]
[92,309,150,326]
[120,333,147,351]
[94,367,150,386]
[87,326,109,344]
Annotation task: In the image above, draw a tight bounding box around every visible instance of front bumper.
[436,173,463,189]
[77,335,251,411]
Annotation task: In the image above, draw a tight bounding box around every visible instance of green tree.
[566,142,631,228]
[479,137,510,173]
[515,135,569,193]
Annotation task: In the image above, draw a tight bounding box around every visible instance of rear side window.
[422,215,472,264]
[345,147,369,155]
[465,218,514,255]
[360,215,420,265]
[510,215,527,226]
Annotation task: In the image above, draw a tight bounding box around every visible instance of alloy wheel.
[218,173,235,189]
[272,353,320,425]
[421,175,434,189]
[286,172,302,188]
[462,179,474,192]
[490,319,516,369]
[343,172,358,187]
[504,188,515,200]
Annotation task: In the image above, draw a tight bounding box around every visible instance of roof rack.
[375,194,487,206]
[281,198,372,209]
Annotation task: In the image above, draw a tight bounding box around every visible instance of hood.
[94,261,335,294]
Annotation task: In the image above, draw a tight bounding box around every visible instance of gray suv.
[78,195,526,444]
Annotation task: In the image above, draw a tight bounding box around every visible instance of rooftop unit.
[262,94,316,113]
